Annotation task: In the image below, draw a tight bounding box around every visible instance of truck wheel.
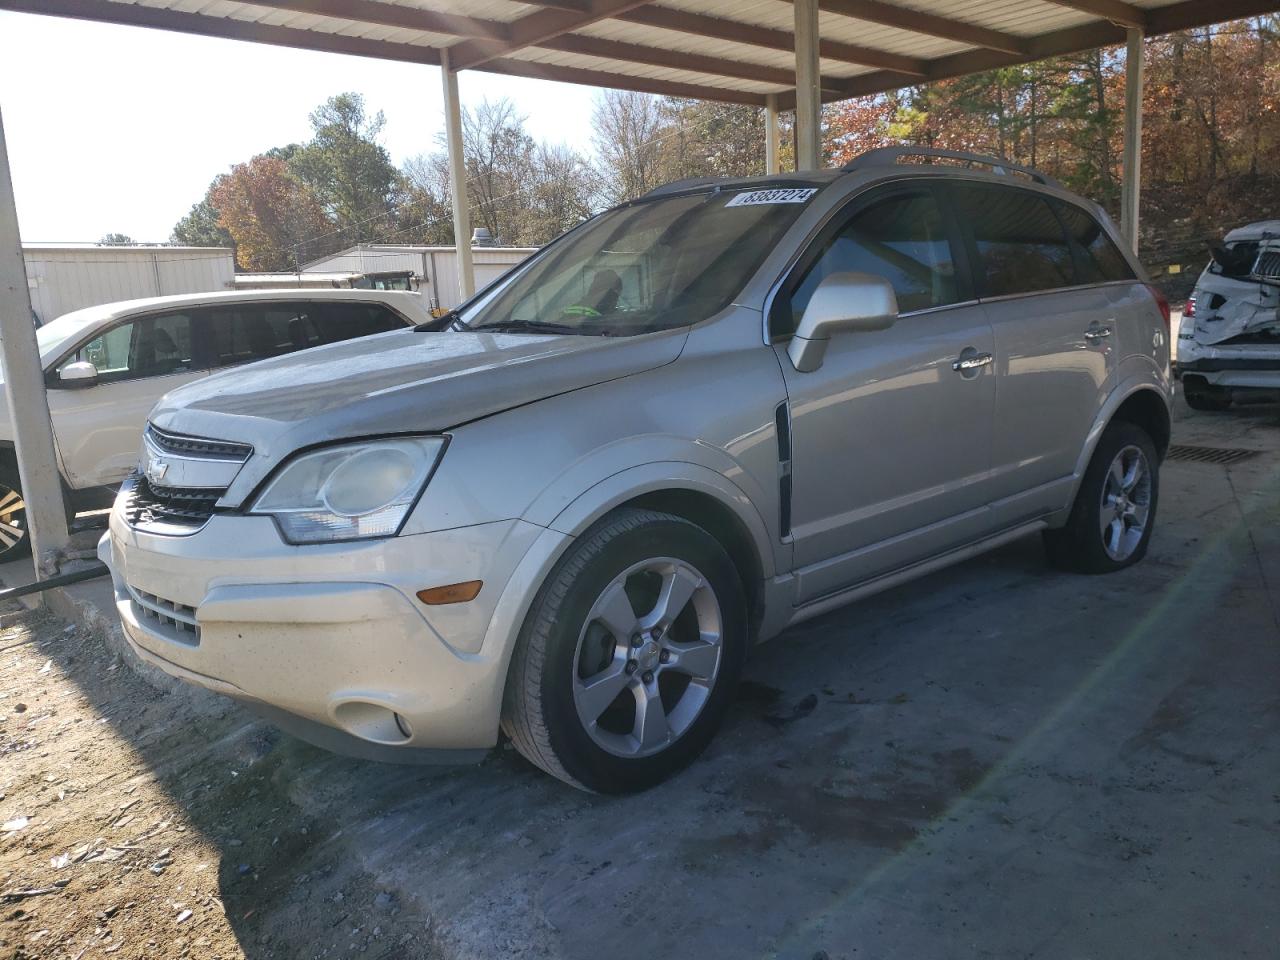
[0,469,31,562]
[1182,377,1231,412]
[502,508,747,793]
[1043,421,1159,574]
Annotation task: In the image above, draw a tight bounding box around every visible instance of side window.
[314,303,407,344]
[954,185,1075,297]
[781,190,959,336]
[59,313,195,383]
[1053,200,1135,283]
[207,303,324,368]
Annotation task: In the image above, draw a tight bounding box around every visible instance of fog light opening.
[332,700,412,745]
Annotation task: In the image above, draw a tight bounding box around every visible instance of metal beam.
[816,0,1029,56]
[794,0,821,171]
[615,6,928,77]
[0,109,71,580]
[1121,27,1144,252]
[765,94,782,175]
[241,0,511,41]
[0,0,444,65]
[445,0,652,71]
[536,32,839,89]
[440,50,474,301]
[1038,0,1147,29]
[474,57,767,104]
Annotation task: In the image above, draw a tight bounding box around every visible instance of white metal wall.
[304,245,535,309]
[23,246,235,322]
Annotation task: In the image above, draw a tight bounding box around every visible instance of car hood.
[150,327,687,465]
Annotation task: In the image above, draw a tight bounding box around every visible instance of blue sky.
[0,11,598,242]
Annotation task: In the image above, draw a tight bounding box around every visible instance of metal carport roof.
[1,0,1276,108]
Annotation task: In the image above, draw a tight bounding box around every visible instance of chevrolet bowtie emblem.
[146,457,170,485]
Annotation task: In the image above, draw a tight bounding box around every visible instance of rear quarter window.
[1053,200,1135,283]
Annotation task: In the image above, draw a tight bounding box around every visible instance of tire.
[501,507,747,793]
[0,468,31,562]
[1182,377,1231,412]
[1042,420,1159,574]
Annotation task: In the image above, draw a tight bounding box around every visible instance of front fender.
[532,458,779,580]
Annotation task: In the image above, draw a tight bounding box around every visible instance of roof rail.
[640,176,725,199]
[842,146,1063,190]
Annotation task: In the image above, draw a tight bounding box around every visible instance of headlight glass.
[251,437,445,543]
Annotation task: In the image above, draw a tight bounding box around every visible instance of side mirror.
[787,272,898,373]
[58,360,99,389]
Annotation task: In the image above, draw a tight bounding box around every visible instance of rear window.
[206,302,405,368]
[1053,200,1135,283]
[953,184,1075,297]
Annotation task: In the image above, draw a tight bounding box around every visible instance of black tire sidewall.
[534,515,747,793]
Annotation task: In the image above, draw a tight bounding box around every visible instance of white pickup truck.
[0,289,432,559]
[1177,220,1280,410]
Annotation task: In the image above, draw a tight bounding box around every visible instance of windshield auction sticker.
[725,188,819,207]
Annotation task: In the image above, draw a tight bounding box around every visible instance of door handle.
[952,352,994,372]
[1085,325,1113,341]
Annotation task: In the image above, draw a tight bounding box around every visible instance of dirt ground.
[0,607,447,959]
[1,398,1278,960]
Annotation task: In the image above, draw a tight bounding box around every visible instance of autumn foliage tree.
[210,156,334,271]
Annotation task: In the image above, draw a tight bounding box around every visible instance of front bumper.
[100,509,567,755]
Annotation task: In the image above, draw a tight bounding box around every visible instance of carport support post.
[0,109,71,580]
[765,94,781,175]
[441,49,474,302]
[793,0,821,171]
[1121,27,1144,254]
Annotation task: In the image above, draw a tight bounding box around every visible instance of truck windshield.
[458,187,818,336]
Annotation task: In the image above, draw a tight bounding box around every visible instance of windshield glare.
[460,188,816,336]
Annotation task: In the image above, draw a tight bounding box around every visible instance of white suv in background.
[0,289,430,559]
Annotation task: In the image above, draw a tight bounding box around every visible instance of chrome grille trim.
[145,424,253,462]
[127,583,200,646]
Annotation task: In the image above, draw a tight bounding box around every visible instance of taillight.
[1184,295,1196,318]
[1146,284,1171,333]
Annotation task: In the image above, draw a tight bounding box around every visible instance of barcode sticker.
[725,188,818,207]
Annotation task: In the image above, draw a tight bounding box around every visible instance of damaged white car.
[1177,220,1280,410]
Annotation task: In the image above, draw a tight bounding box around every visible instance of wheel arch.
[1067,377,1172,510]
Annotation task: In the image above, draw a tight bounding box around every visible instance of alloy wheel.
[571,557,723,759]
[0,484,27,554]
[1099,444,1151,561]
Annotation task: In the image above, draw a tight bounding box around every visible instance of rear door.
[772,181,999,602]
[948,182,1128,522]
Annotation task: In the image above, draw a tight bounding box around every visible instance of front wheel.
[0,469,30,562]
[1043,421,1159,574]
[501,508,747,793]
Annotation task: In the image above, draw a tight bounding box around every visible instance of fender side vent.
[1167,444,1259,465]
[775,401,793,538]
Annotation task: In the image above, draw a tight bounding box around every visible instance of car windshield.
[457,186,820,336]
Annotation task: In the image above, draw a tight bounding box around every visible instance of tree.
[171,178,234,248]
[210,155,335,271]
[289,93,400,247]
[593,90,671,203]
[99,232,134,245]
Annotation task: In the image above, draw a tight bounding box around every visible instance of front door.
[48,310,206,489]
[771,183,998,604]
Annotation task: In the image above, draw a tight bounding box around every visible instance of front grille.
[127,583,200,646]
[1167,444,1260,465]
[146,424,252,461]
[121,474,222,532]
[1254,250,1280,280]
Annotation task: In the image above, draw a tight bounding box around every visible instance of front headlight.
[250,436,446,543]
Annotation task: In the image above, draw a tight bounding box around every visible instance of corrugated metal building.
[24,244,235,323]
[303,244,535,310]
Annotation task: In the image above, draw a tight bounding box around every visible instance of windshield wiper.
[471,319,582,335]
[413,309,459,332]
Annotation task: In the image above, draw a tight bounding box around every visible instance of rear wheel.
[501,508,747,793]
[0,469,30,562]
[1182,376,1231,412]
[1043,421,1158,574]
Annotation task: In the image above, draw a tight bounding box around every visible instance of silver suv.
[100,149,1173,793]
